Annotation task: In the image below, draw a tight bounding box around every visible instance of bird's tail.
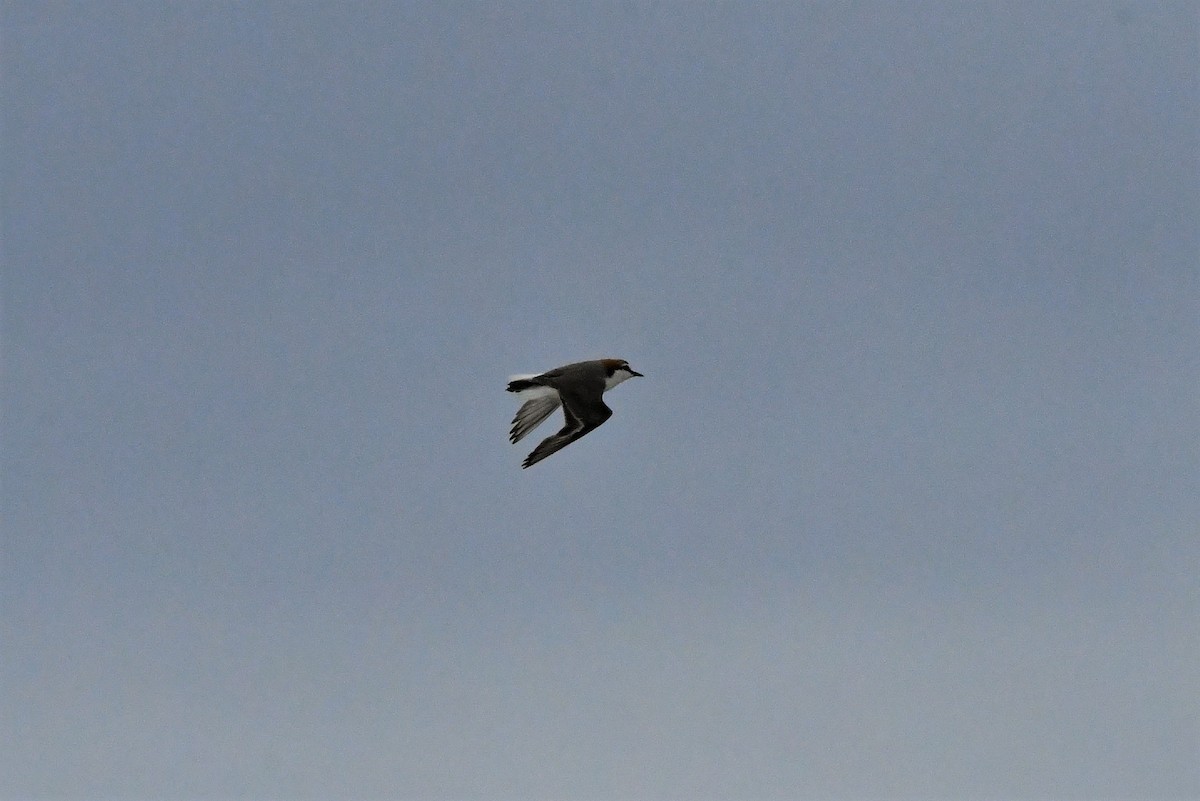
[506,374,540,393]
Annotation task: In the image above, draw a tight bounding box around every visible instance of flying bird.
[507,358,643,468]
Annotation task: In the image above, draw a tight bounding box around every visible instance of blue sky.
[4,2,1197,798]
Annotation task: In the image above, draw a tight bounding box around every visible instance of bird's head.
[601,358,643,389]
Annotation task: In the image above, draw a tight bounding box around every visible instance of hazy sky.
[3,2,1197,798]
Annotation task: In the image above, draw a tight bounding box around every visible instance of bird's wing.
[510,393,562,444]
[521,386,612,469]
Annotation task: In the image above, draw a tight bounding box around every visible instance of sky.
[2,2,1197,799]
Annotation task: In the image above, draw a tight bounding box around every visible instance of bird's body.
[507,358,642,468]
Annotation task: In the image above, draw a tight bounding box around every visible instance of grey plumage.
[509,394,560,445]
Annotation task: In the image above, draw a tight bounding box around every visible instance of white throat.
[604,369,634,391]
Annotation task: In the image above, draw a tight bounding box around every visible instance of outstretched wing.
[510,394,561,444]
[521,387,612,469]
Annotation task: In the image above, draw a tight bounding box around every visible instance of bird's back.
[539,360,605,393]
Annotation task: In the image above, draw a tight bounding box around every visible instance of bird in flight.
[507,358,643,468]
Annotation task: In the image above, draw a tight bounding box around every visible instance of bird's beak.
[630,370,644,377]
